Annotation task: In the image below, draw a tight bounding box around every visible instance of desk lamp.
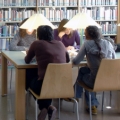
[19,0,55,30]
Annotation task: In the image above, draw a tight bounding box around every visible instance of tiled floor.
[0,69,120,120]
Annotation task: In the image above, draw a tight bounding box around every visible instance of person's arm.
[24,42,35,64]
[108,41,116,59]
[112,49,116,59]
[9,32,26,51]
[54,29,65,41]
[72,44,86,65]
[112,51,116,59]
[74,30,80,49]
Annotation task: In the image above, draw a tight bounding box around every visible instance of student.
[9,18,36,51]
[25,25,70,120]
[9,18,38,90]
[72,26,116,115]
[54,19,80,50]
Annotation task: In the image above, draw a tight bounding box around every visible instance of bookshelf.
[79,0,119,43]
[0,0,79,50]
[0,0,120,51]
[117,0,120,43]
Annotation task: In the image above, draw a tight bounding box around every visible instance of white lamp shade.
[20,14,55,29]
[118,23,120,26]
[64,13,101,29]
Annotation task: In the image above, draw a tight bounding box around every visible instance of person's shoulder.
[52,39,61,43]
[101,38,111,44]
[32,40,40,44]
[53,28,58,33]
[72,30,79,37]
[73,30,79,34]
[52,39,64,45]
[14,31,20,36]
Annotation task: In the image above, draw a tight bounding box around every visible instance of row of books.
[0,38,9,50]
[39,8,78,21]
[0,8,78,22]
[0,22,117,38]
[77,22,117,35]
[99,22,117,34]
[82,7,117,20]
[0,25,19,37]
[0,0,78,6]
[0,8,35,21]
[80,0,117,6]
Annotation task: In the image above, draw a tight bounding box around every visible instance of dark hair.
[37,25,53,41]
[86,26,105,58]
[19,18,36,38]
[85,26,101,41]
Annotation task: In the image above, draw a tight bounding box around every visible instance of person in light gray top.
[9,18,36,51]
[72,26,116,114]
[9,18,37,92]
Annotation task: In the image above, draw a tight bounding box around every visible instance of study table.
[1,50,87,120]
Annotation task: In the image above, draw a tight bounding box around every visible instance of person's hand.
[26,50,28,55]
[58,31,65,38]
[24,47,29,55]
[66,46,75,50]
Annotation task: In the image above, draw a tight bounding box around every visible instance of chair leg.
[35,99,38,120]
[71,98,79,120]
[58,98,60,119]
[73,82,77,113]
[101,91,104,111]
[9,67,13,89]
[89,92,92,120]
[110,91,112,98]
[26,91,29,120]
[73,102,75,113]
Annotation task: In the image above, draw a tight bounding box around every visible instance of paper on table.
[21,51,26,55]
[67,50,78,58]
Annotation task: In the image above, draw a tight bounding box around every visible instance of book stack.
[0,0,78,6]
[0,25,19,37]
[39,8,78,21]
[0,38,9,50]
[80,0,117,6]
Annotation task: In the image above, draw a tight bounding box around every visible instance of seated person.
[25,25,70,120]
[54,19,80,50]
[72,25,116,115]
[9,18,37,90]
[9,18,36,51]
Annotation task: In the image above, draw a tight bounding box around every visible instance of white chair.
[27,63,79,120]
[78,59,120,120]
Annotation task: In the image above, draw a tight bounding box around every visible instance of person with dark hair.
[54,19,80,50]
[9,18,36,51]
[25,25,70,120]
[72,25,116,114]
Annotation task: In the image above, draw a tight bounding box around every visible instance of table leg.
[1,54,7,96]
[15,68,26,120]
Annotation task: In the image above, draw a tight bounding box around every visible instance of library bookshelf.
[0,0,120,51]
[79,0,119,43]
[0,0,79,50]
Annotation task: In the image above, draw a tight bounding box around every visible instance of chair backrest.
[93,59,120,91]
[72,66,79,85]
[40,63,74,99]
